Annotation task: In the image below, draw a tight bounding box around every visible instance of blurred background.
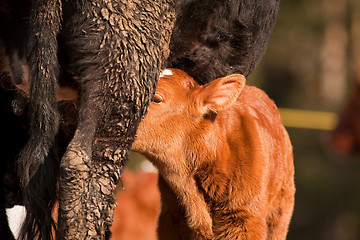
[251,1,360,239]
[125,0,360,239]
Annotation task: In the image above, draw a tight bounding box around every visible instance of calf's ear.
[199,74,246,114]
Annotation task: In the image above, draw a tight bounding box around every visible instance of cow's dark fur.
[0,1,61,239]
[0,40,77,240]
[17,1,62,239]
[56,2,175,239]
[0,0,280,239]
[0,64,25,240]
[169,0,280,85]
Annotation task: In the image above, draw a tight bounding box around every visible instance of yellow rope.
[279,108,338,130]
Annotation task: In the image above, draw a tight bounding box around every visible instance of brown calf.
[110,170,160,240]
[132,69,295,240]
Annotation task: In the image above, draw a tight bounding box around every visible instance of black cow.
[0,0,280,239]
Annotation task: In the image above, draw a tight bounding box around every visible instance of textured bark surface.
[57,0,175,239]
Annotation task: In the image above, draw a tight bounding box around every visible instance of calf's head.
[132,69,246,161]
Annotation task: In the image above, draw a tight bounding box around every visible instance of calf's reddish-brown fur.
[110,170,160,240]
[132,69,295,239]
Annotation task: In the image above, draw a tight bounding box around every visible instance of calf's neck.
[132,69,295,240]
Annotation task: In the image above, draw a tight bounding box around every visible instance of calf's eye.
[151,95,163,103]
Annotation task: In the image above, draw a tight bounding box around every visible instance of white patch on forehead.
[159,69,173,78]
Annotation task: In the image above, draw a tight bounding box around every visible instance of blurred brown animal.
[330,67,360,154]
[132,69,295,240]
[110,170,160,240]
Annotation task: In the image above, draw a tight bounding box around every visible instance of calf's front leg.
[159,171,214,240]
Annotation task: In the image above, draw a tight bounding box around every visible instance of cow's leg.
[57,1,175,238]
[57,81,151,239]
[57,103,106,239]
[57,69,127,239]
[58,140,123,239]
